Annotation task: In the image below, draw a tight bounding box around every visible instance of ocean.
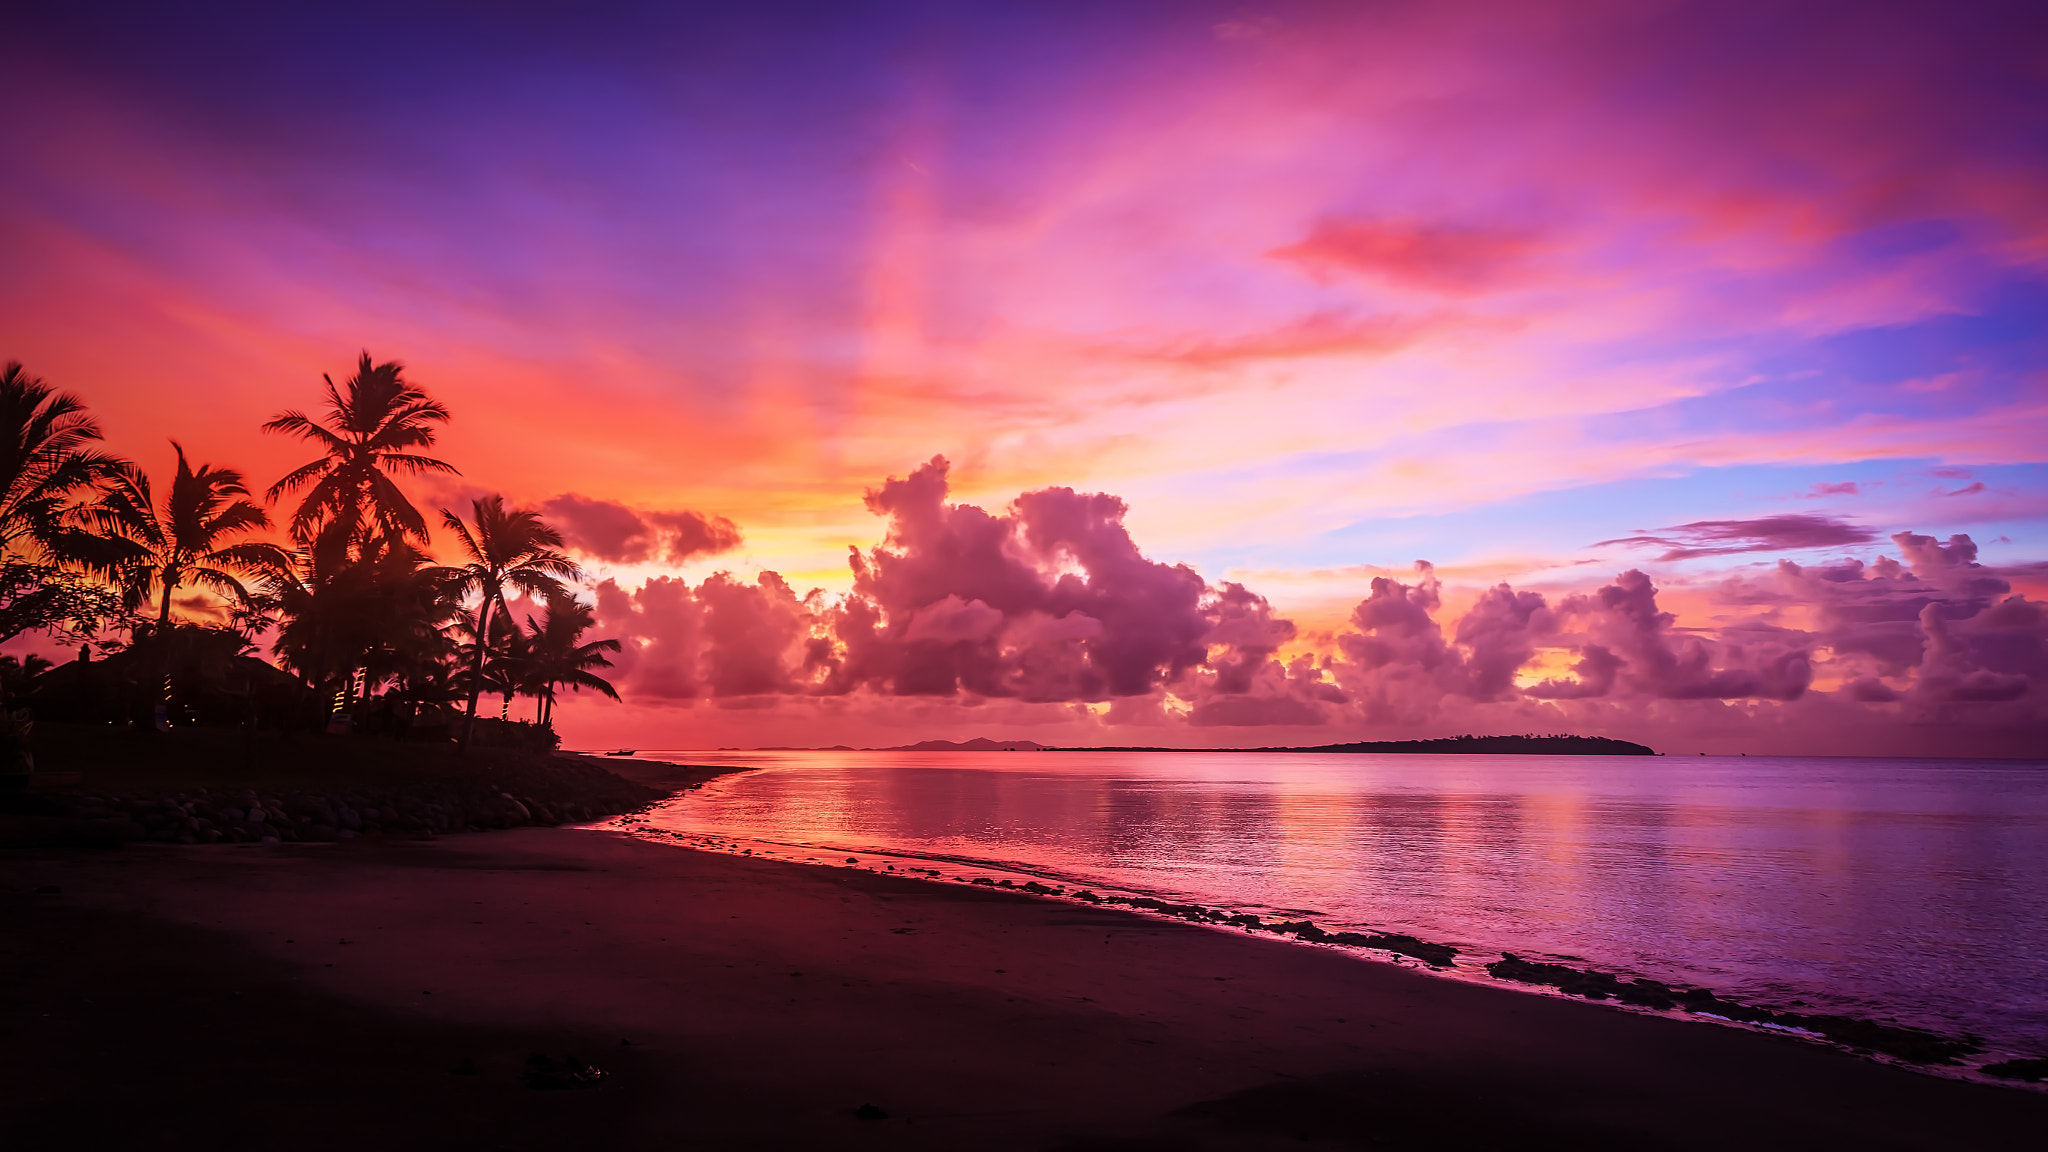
[627,749,2048,1058]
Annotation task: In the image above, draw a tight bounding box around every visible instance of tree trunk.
[144,569,178,733]
[457,595,494,756]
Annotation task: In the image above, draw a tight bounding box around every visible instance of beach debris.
[34,884,59,894]
[854,1103,889,1120]
[451,1057,478,1075]
[1981,1057,2048,1082]
[1484,953,1984,1064]
[524,1052,608,1090]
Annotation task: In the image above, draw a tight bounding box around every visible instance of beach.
[5,825,2043,1151]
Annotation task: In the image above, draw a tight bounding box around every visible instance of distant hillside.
[884,738,1054,752]
[1062,734,1657,756]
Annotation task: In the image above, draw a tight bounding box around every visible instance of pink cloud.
[1595,515,1877,561]
[542,494,740,566]
[1269,218,1540,294]
[559,476,2044,755]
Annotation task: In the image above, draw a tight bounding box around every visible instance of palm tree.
[0,363,133,649]
[456,602,531,723]
[0,361,127,564]
[88,444,290,730]
[264,534,457,725]
[441,495,581,752]
[520,589,621,726]
[264,352,458,555]
[90,444,291,630]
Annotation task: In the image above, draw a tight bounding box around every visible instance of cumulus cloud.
[571,463,2044,751]
[593,571,833,701]
[542,494,740,565]
[838,457,1232,702]
[1455,583,1556,701]
[1594,514,1877,561]
[1553,570,1814,701]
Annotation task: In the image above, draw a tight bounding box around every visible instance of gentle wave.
[624,749,2048,1061]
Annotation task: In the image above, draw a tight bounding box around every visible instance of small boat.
[604,749,637,757]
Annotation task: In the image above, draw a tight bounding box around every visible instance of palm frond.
[372,453,461,477]
[264,456,334,502]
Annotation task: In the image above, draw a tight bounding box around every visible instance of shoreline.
[6,826,2044,1150]
[614,817,2040,1085]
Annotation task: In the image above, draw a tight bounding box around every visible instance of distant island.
[885,738,1054,752]
[736,734,1655,755]
[1067,734,1658,756]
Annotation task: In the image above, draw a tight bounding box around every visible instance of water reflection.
[638,751,2048,1053]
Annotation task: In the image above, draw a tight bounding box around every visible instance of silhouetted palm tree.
[90,444,291,629]
[0,652,55,697]
[0,361,128,569]
[456,602,531,723]
[263,535,456,721]
[88,445,289,730]
[264,352,457,555]
[520,589,620,726]
[440,496,580,752]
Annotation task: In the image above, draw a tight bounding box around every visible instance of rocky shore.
[752,849,2033,1080]
[0,752,673,849]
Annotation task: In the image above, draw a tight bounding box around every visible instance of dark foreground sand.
[4,829,2043,1151]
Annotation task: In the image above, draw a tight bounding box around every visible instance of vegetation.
[440,495,582,751]
[0,362,131,650]
[0,354,620,758]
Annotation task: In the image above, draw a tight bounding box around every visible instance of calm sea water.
[628,750,2048,1056]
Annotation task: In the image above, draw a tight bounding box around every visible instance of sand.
[4,827,2043,1150]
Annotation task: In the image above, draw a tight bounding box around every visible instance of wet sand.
[4,828,2043,1150]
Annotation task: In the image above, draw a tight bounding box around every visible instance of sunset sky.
[5,1,2045,754]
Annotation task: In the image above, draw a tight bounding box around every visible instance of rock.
[1982,1057,2048,1082]
[1325,931,1459,968]
[855,1104,889,1120]
[523,1053,607,1090]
